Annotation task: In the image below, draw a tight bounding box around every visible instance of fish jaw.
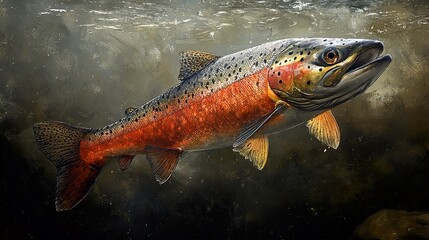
[268,38,392,111]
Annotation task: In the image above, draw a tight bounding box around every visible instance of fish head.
[268,38,392,111]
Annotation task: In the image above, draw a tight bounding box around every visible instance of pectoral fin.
[306,109,340,149]
[145,146,182,184]
[118,155,135,171]
[234,136,269,170]
[233,101,286,148]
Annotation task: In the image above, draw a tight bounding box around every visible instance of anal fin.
[118,155,135,171]
[145,146,182,184]
[234,136,269,170]
[306,109,340,149]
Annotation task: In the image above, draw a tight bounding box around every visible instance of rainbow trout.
[33,38,392,211]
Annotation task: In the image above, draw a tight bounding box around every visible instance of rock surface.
[352,209,429,240]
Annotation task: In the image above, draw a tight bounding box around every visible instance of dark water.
[1,0,428,239]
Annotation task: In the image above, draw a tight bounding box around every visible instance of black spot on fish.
[294,56,297,60]
[135,119,138,122]
[228,73,231,77]
[319,68,323,71]
[277,72,281,76]
[110,129,113,134]
[300,57,304,62]
[239,67,242,72]
[323,39,327,42]
[191,93,194,98]
[249,56,253,60]
[210,89,214,92]
[307,51,311,55]
[232,57,235,61]
[300,51,303,55]
[254,62,259,67]
[212,79,215,84]
[184,90,188,94]
[256,81,259,86]
[121,125,124,128]
[275,60,279,64]
[263,59,267,64]
[307,81,311,85]
[279,80,283,83]
[289,51,293,55]
[307,66,311,69]
[178,99,181,103]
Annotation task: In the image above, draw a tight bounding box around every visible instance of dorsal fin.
[306,109,341,149]
[178,50,220,80]
[125,107,137,116]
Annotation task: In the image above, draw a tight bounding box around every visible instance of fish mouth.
[310,41,392,110]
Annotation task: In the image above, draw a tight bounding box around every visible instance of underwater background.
[1,0,428,239]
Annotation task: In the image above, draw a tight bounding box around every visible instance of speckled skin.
[80,39,295,165]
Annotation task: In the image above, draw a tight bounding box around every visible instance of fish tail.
[33,121,100,211]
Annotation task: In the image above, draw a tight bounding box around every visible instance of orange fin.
[118,155,135,171]
[33,121,101,211]
[306,109,341,149]
[234,136,269,170]
[145,146,182,184]
[178,50,220,80]
[233,101,286,148]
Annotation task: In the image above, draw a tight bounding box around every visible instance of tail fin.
[33,121,100,211]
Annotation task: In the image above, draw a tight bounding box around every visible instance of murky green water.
[1,0,428,239]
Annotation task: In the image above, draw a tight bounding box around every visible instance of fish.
[33,38,392,211]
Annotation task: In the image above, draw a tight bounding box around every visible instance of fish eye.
[323,48,339,65]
